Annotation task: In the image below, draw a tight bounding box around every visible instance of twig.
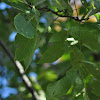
[36,6,89,22]
[53,16,59,22]
[0,38,38,100]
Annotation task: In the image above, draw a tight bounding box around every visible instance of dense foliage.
[0,0,100,100]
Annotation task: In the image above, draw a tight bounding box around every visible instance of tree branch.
[36,6,89,22]
[0,38,38,100]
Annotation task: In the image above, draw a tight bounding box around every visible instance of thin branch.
[53,16,59,22]
[36,6,89,22]
[0,38,38,100]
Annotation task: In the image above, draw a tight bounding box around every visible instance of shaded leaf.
[83,61,100,81]
[34,0,46,6]
[81,0,87,7]
[49,0,72,15]
[49,31,67,42]
[90,79,100,97]
[94,0,100,8]
[46,68,77,100]
[69,22,100,50]
[14,13,35,38]
[70,47,84,67]
[49,0,67,10]
[87,8,100,19]
[39,42,65,63]
[15,33,37,67]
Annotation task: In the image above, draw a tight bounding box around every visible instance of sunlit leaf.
[3,0,32,13]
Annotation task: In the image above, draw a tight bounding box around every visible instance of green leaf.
[87,8,100,19]
[24,54,33,68]
[94,0,100,8]
[46,68,77,100]
[49,31,67,42]
[14,13,35,38]
[49,0,73,15]
[44,12,54,33]
[72,76,84,95]
[3,0,32,13]
[90,79,100,97]
[70,47,84,67]
[8,0,18,3]
[95,13,100,22]
[39,42,65,63]
[69,22,100,50]
[15,33,37,67]
[83,61,100,81]
[34,0,46,6]
[80,0,87,7]
[9,0,27,3]
[50,0,67,10]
